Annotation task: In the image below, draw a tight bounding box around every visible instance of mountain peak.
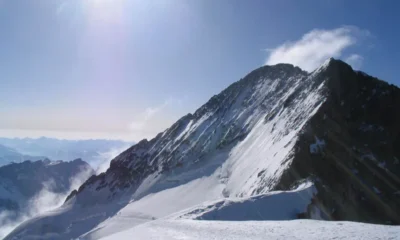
[312,57,336,73]
[318,57,353,71]
[265,58,350,75]
[6,57,400,239]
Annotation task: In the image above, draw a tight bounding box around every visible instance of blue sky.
[0,0,399,141]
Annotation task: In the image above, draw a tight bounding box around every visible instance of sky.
[0,0,399,141]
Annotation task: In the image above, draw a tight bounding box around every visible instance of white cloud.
[344,54,364,70]
[265,26,366,72]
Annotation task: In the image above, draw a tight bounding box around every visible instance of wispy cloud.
[129,98,176,131]
[344,54,364,70]
[0,166,93,238]
[128,98,183,140]
[93,145,131,174]
[265,26,368,71]
[128,107,162,131]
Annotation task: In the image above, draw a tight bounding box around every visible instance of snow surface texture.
[10,182,399,240]
[6,59,383,240]
[174,182,318,221]
[99,220,400,240]
[81,182,316,239]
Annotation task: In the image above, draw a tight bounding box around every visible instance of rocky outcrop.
[276,59,400,224]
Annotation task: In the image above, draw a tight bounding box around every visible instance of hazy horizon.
[0,129,134,141]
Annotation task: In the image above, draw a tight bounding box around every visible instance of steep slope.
[5,59,400,240]
[275,59,400,224]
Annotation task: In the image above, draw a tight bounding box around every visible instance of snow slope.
[81,182,317,239]
[99,220,400,240]
[175,182,318,221]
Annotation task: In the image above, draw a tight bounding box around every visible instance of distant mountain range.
[0,137,133,169]
[0,144,45,166]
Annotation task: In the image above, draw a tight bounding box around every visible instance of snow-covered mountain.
[0,159,94,238]
[5,59,400,239]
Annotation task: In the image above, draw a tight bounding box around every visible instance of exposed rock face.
[276,60,400,224]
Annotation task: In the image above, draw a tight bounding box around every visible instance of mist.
[91,145,130,174]
[0,144,130,238]
[0,166,93,238]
